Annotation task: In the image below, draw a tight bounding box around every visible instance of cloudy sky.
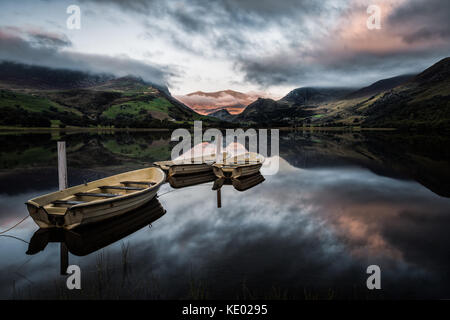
[0,0,449,97]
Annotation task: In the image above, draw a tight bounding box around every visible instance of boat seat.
[120,181,155,186]
[52,200,86,206]
[99,186,144,191]
[75,192,118,198]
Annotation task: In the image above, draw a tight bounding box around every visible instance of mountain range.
[0,61,205,128]
[0,57,448,129]
[221,57,450,129]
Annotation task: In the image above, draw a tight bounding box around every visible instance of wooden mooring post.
[215,134,222,163]
[57,141,69,275]
[217,189,222,208]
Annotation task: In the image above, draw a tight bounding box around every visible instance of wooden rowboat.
[25,167,165,230]
[168,171,216,189]
[212,152,264,179]
[154,159,212,176]
[154,152,227,176]
[26,198,166,256]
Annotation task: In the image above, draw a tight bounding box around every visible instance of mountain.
[208,108,235,122]
[235,98,305,123]
[235,57,450,129]
[0,61,112,90]
[281,87,356,106]
[345,74,415,99]
[361,57,450,128]
[0,62,203,128]
[176,90,260,115]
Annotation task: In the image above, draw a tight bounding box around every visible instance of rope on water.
[0,234,29,244]
[0,215,30,235]
[157,182,214,198]
[157,189,177,197]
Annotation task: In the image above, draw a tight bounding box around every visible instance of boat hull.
[213,162,263,179]
[169,163,212,176]
[26,167,165,230]
[27,198,166,256]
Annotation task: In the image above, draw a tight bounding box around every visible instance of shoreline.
[0,125,397,134]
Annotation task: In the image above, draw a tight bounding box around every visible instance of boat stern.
[26,201,54,228]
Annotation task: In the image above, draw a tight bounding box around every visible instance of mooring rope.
[0,215,30,235]
[157,182,214,198]
[0,234,29,244]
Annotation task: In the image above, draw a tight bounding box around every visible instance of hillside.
[235,98,307,124]
[345,74,415,99]
[208,108,235,122]
[360,57,450,128]
[281,87,355,106]
[0,62,203,128]
[234,57,450,129]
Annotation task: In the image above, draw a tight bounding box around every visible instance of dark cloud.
[5,0,450,89]
[234,0,450,87]
[388,0,450,44]
[238,48,449,87]
[83,0,337,54]
[0,27,174,87]
[28,32,72,48]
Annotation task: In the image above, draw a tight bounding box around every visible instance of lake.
[0,130,449,299]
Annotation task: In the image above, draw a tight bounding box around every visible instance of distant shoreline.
[0,125,397,134]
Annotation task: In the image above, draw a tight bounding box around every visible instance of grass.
[102,98,172,119]
[0,90,82,116]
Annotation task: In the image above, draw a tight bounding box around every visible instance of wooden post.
[217,189,221,208]
[60,243,68,275]
[216,135,222,163]
[57,141,69,275]
[58,141,68,190]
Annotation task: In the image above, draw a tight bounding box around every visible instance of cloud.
[234,0,450,87]
[0,26,173,87]
[388,0,450,44]
[3,0,450,92]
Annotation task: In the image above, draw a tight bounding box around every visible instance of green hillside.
[0,63,205,128]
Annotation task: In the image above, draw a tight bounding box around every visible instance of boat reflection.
[167,171,216,188]
[213,173,265,208]
[26,198,166,273]
[167,170,265,209]
[213,173,265,192]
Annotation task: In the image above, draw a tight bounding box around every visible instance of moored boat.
[212,152,264,179]
[154,159,213,176]
[154,152,225,176]
[25,167,165,230]
[26,198,166,256]
[168,171,216,188]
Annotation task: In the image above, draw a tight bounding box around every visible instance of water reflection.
[0,130,449,299]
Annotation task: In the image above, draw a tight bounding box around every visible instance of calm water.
[0,130,449,299]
